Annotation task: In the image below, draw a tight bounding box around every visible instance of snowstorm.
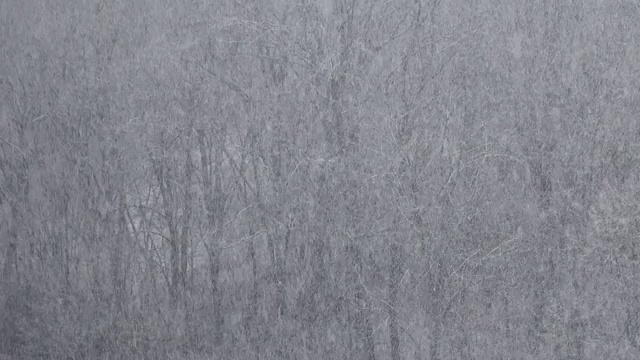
[1,1,639,359]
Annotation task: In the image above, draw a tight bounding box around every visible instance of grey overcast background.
[0,0,639,359]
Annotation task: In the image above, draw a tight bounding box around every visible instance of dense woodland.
[1,0,639,359]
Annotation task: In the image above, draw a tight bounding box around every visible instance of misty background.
[1,0,639,359]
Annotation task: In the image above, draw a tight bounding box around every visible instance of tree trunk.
[389,242,401,360]
[198,129,225,345]
[112,194,127,314]
[208,248,223,345]
[181,149,193,293]
[1,242,17,286]
[430,319,441,360]
[0,240,18,355]
[181,148,194,345]
[153,147,181,307]
[348,243,375,360]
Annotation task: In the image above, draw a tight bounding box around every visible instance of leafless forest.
[1,0,639,359]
